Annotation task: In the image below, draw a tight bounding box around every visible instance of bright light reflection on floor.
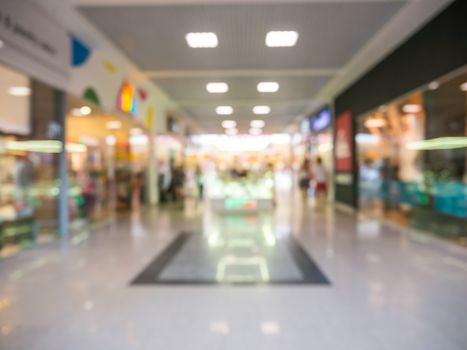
[209,321,230,335]
[83,300,94,311]
[261,321,280,335]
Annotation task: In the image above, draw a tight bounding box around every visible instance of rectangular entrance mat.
[131,232,330,286]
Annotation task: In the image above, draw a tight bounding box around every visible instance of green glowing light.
[407,137,467,150]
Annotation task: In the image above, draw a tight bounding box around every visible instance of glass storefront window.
[357,67,467,245]
[66,97,150,228]
[0,64,63,257]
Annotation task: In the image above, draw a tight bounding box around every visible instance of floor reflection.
[132,208,329,285]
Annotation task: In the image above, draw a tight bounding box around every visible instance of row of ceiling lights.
[215,105,270,115]
[185,31,295,135]
[206,81,279,94]
[210,81,275,133]
[221,119,265,136]
[185,31,299,48]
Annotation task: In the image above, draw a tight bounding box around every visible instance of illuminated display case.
[208,172,275,212]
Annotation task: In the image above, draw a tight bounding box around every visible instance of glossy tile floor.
[1,184,467,349]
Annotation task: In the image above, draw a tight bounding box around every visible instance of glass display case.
[208,171,275,212]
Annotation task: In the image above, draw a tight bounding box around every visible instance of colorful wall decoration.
[102,60,117,73]
[82,87,100,106]
[146,105,154,130]
[117,80,138,115]
[71,34,91,67]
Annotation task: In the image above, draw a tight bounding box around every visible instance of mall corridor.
[1,0,467,349]
[1,181,467,349]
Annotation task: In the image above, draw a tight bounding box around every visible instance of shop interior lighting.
[0,140,86,153]
[402,104,422,113]
[130,128,143,135]
[428,81,440,90]
[249,127,263,135]
[356,133,379,144]
[79,106,92,115]
[265,31,299,47]
[257,82,279,93]
[221,120,236,128]
[106,120,122,130]
[185,32,218,48]
[8,86,31,97]
[129,135,148,145]
[71,107,92,117]
[253,105,271,115]
[206,82,228,93]
[250,120,265,128]
[106,135,116,146]
[460,82,467,92]
[225,128,238,136]
[216,106,233,115]
[71,108,83,116]
[364,118,387,128]
[406,137,467,151]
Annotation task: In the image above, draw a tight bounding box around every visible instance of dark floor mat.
[131,232,330,286]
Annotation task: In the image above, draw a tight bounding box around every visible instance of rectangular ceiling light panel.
[257,82,279,93]
[186,32,218,48]
[207,82,229,93]
[266,31,299,47]
[253,105,271,115]
[216,106,233,115]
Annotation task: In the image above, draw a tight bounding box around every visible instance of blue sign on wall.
[310,107,331,132]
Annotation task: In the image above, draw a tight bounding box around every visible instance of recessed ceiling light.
[8,86,31,97]
[249,127,263,135]
[216,106,233,115]
[460,82,467,92]
[428,81,440,90]
[221,120,236,128]
[206,82,228,93]
[80,106,92,115]
[253,105,271,115]
[257,82,279,93]
[266,31,299,47]
[250,120,265,128]
[185,32,218,48]
[225,128,238,136]
[402,104,422,113]
[106,120,122,130]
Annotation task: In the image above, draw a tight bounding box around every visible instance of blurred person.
[196,165,204,201]
[82,173,97,218]
[298,159,310,203]
[159,161,171,202]
[15,154,35,210]
[171,165,185,203]
[132,172,143,209]
[313,157,328,208]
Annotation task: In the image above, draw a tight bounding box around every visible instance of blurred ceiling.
[35,0,454,134]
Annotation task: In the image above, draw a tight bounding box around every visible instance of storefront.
[308,106,333,200]
[357,67,467,244]
[0,63,67,257]
[333,0,467,244]
[66,96,150,228]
